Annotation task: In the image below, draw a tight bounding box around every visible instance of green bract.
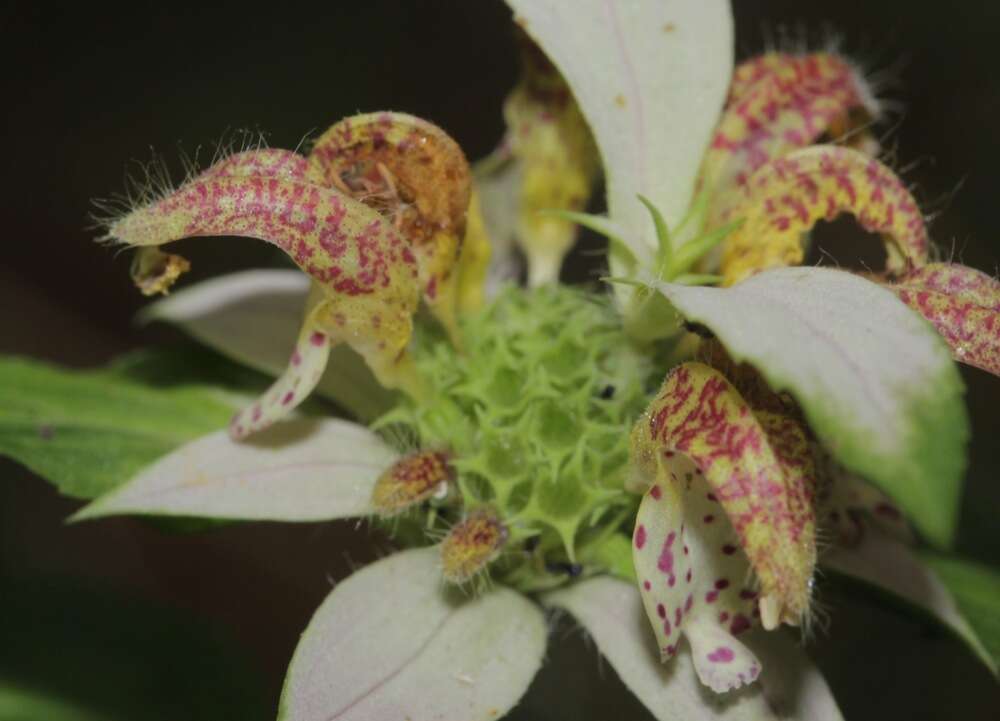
[376,284,659,586]
[0,355,238,498]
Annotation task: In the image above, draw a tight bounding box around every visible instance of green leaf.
[73,419,396,523]
[0,357,237,499]
[506,0,734,310]
[665,218,743,278]
[543,576,845,720]
[650,267,969,547]
[102,344,274,398]
[279,548,546,721]
[0,684,106,721]
[671,273,724,286]
[637,194,672,268]
[920,551,1000,674]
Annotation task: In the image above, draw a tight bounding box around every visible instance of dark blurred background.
[2,2,998,719]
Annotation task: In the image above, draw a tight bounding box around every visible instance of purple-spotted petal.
[543,576,845,720]
[106,158,422,436]
[197,147,313,182]
[141,270,396,422]
[632,453,763,692]
[720,146,929,285]
[702,52,881,227]
[307,112,472,339]
[228,297,333,440]
[631,362,818,647]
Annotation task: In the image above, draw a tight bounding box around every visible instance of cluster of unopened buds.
[68,1,997,719]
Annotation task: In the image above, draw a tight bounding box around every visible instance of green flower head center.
[375,284,660,591]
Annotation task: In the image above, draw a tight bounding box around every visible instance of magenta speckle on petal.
[309,331,327,347]
[635,524,647,549]
[657,603,666,619]
[643,580,651,591]
[282,391,295,406]
[708,647,735,663]
[650,485,662,500]
[730,614,751,635]
[657,542,674,576]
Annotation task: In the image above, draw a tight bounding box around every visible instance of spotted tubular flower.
[694,48,1000,374]
[104,113,478,440]
[10,1,994,721]
[307,113,474,341]
[889,263,1000,376]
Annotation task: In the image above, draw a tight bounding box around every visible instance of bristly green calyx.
[372,284,667,592]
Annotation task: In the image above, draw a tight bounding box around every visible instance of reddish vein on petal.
[721,145,929,285]
[703,52,880,227]
[307,112,472,341]
[631,446,764,692]
[891,262,1000,377]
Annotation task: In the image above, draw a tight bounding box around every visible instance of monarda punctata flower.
[6,1,998,720]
